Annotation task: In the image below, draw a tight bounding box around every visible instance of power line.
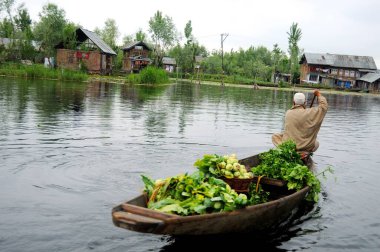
[221,33,229,86]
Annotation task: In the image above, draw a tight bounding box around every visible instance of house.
[299,53,377,89]
[273,71,291,84]
[162,57,176,72]
[122,41,151,73]
[356,70,380,93]
[195,55,204,68]
[55,28,117,74]
[0,38,41,50]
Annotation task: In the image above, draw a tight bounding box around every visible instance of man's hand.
[313,89,321,97]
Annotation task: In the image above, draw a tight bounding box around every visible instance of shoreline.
[176,78,379,97]
[1,74,378,97]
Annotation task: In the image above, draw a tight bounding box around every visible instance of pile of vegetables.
[252,140,321,202]
[140,139,325,216]
[193,153,253,179]
[142,172,250,216]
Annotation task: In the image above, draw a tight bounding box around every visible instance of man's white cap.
[293,93,306,105]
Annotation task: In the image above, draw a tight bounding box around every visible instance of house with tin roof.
[299,53,377,90]
[356,70,380,93]
[122,41,151,73]
[55,28,117,74]
[162,57,176,73]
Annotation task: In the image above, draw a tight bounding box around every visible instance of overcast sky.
[19,0,380,67]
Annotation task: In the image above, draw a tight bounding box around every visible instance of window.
[309,74,318,81]
[350,70,355,77]
[331,69,338,75]
[344,70,350,77]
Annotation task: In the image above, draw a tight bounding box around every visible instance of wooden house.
[55,28,117,74]
[122,41,151,73]
[273,71,291,84]
[356,71,380,93]
[299,53,377,89]
[162,57,176,72]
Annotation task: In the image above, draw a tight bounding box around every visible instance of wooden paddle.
[310,94,317,108]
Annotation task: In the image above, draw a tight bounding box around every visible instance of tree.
[34,3,67,61]
[135,28,146,42]
[0,0,16,53]
[62,22,78,50]
[14,3,31,35]
[184,20,192,44]
[96,18,119,51]
[0,1,37,61]
[148,10,177,67]
[0,17,13,37]
[287,22,302,83]
[122,34,133,45]
[15,4,36,61]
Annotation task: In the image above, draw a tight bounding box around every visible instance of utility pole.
[221,33,229,86]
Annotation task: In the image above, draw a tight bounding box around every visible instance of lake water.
[1,77,380,252]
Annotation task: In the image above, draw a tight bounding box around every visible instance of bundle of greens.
[251,140,321,202]
[141,171,250,216]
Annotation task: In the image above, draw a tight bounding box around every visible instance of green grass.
[126,66,169,84]
[0,63,88,82]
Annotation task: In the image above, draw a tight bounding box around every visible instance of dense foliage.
[0,63,88,81]
[0,2,299,83]
[127,66,169,84]
[252,140,321,202]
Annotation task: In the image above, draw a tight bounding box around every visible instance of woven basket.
[222,177,253,193]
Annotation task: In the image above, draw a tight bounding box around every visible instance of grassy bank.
[0,63,88,82]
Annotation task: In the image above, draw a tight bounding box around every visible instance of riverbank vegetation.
[127,66,169,84]
[0,63,88,81]
[1,2,374,93]
[0,2,301,86]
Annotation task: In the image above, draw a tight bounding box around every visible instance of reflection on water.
[1,77,380,251]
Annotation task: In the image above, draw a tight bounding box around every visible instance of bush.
[125,66,169,84]
[127,73,141,84]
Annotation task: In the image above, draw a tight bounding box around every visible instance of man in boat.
[272,89,328,156]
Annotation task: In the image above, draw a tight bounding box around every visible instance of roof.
[358,71,380,83]
[78,28,116,55]
[162,57,176,65]
[195,55,204,63]
[122,41,151,51]
[0,37,41,50]
[55,28,116,55]
[300,52,377,70]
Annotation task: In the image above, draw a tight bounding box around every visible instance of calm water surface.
[1,78,379,252]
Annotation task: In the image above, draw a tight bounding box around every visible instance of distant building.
[0,38,41,50]
[55,28,117,74]
[122,41,151,73]
[299,53,377,89]
[356,70,380,93]
[162,57,176,72]
[273,71,291,84]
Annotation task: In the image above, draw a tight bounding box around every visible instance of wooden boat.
[112,153,313,235]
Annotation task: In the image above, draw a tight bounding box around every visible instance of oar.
[310,94,317,108]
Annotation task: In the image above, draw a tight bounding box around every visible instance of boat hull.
[112,153,312,235]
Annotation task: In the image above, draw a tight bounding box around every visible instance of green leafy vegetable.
[252,140,322,202]
[142,171,251,216]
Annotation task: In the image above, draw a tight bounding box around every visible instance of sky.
[16,0,380,67]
